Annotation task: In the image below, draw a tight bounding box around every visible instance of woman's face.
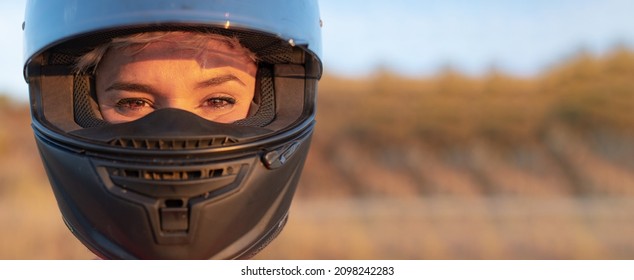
[95,35,257,124]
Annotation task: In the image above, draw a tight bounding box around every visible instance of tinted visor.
[28,27,319,148]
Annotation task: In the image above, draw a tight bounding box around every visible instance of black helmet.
[23,0,322,259]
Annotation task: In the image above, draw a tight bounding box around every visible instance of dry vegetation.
[1,48,634,259]
[298,47,634,198]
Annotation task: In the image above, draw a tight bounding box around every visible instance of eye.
[116,98,153,111]
[203,96,236,109]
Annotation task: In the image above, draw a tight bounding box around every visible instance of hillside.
[298,48,634,198]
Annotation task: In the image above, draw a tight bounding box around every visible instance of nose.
[160,98,193,112]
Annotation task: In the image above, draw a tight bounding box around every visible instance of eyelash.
[204,96,236,109]
[116,98,153,110]
[114,96,236,112]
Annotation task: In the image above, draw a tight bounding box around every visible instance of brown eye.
[116,98,151,110]
[204,96,236,109]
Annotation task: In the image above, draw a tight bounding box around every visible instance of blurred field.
[2,48,634,259]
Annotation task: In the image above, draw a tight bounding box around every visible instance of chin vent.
[105,164,245,198]
[113,167,227,181]
[108,137,239,150]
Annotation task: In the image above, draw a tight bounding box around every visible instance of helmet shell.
[24,0,322,259]
[23,0,322,69]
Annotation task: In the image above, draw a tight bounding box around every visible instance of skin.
[95,35,257,124]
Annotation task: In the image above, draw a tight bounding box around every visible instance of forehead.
[101,32,257,75]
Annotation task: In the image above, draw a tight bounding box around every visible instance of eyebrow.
[105,74,246,94]
[105,82,159,94]
[196,74,246,88]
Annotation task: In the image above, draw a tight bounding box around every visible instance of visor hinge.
[262,141,302,169]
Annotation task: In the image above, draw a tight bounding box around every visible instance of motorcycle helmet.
[23,0,322,259]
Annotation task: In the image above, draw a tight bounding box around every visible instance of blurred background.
[2,0,634,259]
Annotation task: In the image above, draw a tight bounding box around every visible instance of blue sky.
[2,0,634,101]
[319,0,634,76]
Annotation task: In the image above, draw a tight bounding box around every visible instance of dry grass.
[323,53,634,148]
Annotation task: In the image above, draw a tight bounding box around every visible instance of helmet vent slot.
[108,137,239,150]
[164,199,184,208]
[102,162,247,199]
[142,170,201,181]
[111,167,232,182]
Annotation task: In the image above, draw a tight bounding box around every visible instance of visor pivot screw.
[319,19,323,28]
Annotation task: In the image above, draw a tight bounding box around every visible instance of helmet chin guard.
[34,103,315,259]
[24,0,322,259]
